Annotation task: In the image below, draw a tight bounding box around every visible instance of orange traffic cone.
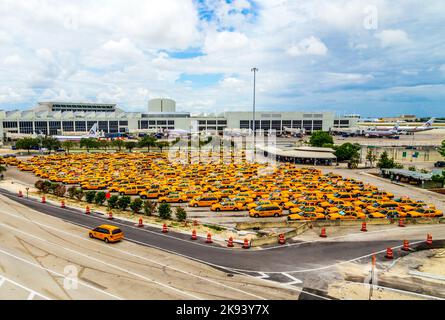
[227,237,234,248]
[385,248,394,259]
[61,200,65,208]
[242,238,250,249]
[137,218,144,228]
[85,206,90,214]
[361,222,367,232]
[41,196,46,203]
[18,190,23,198]
[320,228,327,238]
[278,234,286,245]
[401,240,410,251]
[162,224,168,233]
[398,219,405,227]
[108,211,113,220]
[426,234,433,246]
[191,229,197,240]
[206,233,213,244]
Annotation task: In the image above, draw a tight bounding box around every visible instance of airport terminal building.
[0,99,357,140]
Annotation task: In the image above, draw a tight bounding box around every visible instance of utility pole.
[251,67,258,137]
[251,67,258,161]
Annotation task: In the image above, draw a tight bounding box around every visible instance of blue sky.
[0,0,444,117]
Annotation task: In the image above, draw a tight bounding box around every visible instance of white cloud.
[3,55,23,66]
[287,36,328,56]
[375,29,411,47]
[203,31,249,54]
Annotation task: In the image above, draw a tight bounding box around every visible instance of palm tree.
[138,136,157,152]
[62,141,76,153]
[112,139,125,152]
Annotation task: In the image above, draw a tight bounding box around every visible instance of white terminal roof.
[257,145,337,159]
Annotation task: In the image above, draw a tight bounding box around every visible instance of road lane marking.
[0,194,442,299]
[0,274,51,300]
[0,200,438,276]
[0,248,121,300]
[0,223,204,300]
[4,188,444,253]
[282,273,303,285]
[0,206,269,300]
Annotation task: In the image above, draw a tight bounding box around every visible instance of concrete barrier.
[250,222,310,247]
[238,217,444,231]
[236,220,307,230]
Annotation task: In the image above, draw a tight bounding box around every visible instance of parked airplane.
[53,124,102,142]
[395,118,435,134]
[282,127,305,137]
[364,124,399,138]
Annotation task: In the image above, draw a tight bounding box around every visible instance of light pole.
[251,67,258,137]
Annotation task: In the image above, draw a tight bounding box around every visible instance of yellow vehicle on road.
[89,225,124,243]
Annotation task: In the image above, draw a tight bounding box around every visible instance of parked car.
[434,161,445,168]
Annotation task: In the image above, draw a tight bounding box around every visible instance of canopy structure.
[257,145,336,164]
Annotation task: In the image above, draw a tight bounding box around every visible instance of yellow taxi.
[249,204,283,218]
[211,201,245,212]
[189,196,219,207]
[158,193,188,203]
[89,225,124,243]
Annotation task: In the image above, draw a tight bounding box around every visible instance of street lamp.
[251,67,258,137]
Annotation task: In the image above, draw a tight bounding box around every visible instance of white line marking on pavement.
[0,207,269,300]
[282,273,303,285]
[0,223,204,300]
[0,250,122,300]
[257,272,269,279]
[6,190,443,253]
[0,274,51,300]
[27,292,35,300]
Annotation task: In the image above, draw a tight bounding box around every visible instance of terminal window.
[62,121,74,132]
[292,120,302,128]
[19,122,33,134]
[313,120,323,130]
[35,121,48,135]
[3,121,18,128]
[75,121,86,132]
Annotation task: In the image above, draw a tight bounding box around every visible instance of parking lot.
[1,152,442,229]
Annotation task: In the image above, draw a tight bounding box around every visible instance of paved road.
[0,193,297,300]
[1,188,443,277]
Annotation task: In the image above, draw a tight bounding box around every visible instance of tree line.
[34,179,187,221]
[14,135,171,154]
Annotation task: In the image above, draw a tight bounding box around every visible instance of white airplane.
[282,126,305,137]
[53,124,101,142]
[395,118,435,134]
[364,124,399,138]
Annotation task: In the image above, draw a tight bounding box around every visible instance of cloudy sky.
[0,0,444,116]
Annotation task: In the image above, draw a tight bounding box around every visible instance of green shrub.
[130,198,143,213]
[67,186,77,199]
[175,206,187,222]
[85,191,97,203]
[143,200,157,216]
[34,180,45,192]
[74,188,84,201]
[107,195,119,209]
[117,196,131,210]
[94,191,107,205]
[158,202,172,220]
[54,184,66,197]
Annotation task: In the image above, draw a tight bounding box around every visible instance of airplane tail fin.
[88,123,98,136]
[424,118,435,127]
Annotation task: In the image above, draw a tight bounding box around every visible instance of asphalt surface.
[1,188,443,277]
